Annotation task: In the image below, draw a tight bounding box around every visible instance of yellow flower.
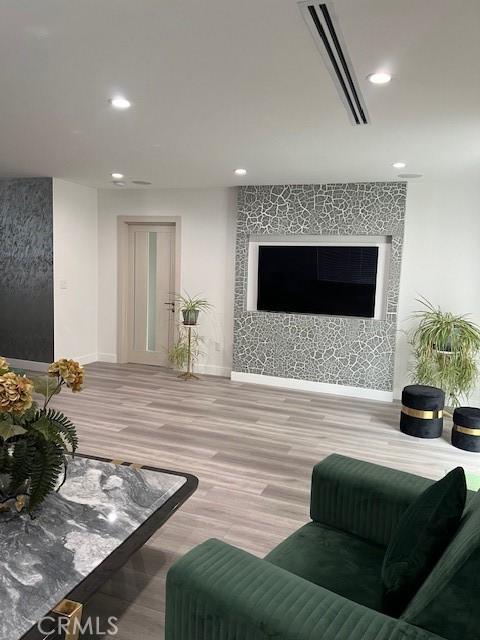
[0,357,9,373]
[0,372,33,414]
[48,359,84,392]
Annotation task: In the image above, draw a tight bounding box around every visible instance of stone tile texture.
[233,183,407,392]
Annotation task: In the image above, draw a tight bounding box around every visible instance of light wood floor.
[51,362,479,639]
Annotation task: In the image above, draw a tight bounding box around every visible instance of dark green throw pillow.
[382,467,466,617]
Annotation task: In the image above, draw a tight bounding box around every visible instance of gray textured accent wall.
[233,183,407,392]
[0,178,54,362]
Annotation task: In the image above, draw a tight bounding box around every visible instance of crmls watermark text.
[37,615,119,636]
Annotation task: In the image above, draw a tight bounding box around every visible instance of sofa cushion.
[401,491,480,640]
[382,466,466,617]
[265,521,385,611]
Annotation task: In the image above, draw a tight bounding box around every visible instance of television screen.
[257,245,379,318]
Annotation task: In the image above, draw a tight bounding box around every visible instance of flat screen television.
[257,245,379,318]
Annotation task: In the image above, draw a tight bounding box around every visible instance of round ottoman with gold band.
[451,407,480,452]
[400,384,445,439]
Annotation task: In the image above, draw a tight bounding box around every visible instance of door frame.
[117,216,182,364]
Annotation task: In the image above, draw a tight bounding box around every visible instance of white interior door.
[127,224,175,366]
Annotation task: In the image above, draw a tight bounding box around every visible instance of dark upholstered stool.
[400,385,445,439]
[451,407,480,452]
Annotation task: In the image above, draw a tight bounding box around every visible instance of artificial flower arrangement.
[0,357,83,514]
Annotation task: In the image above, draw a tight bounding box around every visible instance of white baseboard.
[6,358,49,372]
[9,354,99,370]
[73,353,98,365]
[230,371,393,402]
[97,353,118,363]
[195,364,231,377]
[96,355,228,375]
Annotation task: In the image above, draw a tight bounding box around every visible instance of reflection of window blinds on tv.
[257,245,379,318]
[315,246,378,284]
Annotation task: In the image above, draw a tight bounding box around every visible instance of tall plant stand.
[178,324,199,380]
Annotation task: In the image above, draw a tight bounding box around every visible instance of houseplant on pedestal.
[176,293,211,326]
[169,326,203,380]
[0,357,83,514]
[169,293,211,380]
[410,298,480,407]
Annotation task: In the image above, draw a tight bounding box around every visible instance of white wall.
[90,179,480,400]
[97,187,236,375]
[53,179,98,363]
[395,179,480,403]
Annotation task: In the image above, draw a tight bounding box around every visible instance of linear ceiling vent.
[299,2,369,125]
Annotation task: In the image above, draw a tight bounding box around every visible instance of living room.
[1,1,479,639]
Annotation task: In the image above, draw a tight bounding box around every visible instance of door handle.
[164,302,175,313]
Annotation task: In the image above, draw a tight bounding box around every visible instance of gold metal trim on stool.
[454,424,480,436]
[53,599,83,640]
[401,405,443,420]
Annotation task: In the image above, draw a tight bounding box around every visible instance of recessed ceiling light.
[109,96,131,109]
[112,180,126,187]
[392,162,406,169]
[367,72,391,85]
[234,168,247,176]
[111,172,124,180]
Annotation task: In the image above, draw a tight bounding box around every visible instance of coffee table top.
[0,455,196,640]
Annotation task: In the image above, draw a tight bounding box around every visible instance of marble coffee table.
[0,455,197,640]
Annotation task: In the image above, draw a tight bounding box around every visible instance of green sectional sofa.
[166,454,480,640]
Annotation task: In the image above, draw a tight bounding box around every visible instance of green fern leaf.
[28,440,64,512]
[9,437,36,494]
[27,409,78,455]
[44,409,78,454]
[0,443,11,475]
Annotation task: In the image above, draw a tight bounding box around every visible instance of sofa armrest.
[310,454,433,546]
[165,539,444,640]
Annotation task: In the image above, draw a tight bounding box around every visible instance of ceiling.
[0,0,479,188]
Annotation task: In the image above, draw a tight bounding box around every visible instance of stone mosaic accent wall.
[233,183,407,391]
[0,178,54,362]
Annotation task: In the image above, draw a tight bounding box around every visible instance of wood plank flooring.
[50,362,480,639]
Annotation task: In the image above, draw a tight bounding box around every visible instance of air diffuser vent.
[299,2,369,125]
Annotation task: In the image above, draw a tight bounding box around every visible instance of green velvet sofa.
[165,454,480,640]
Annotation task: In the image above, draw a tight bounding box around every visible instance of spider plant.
[175,293,211,325]
[409,297,480,407]
[168,327,203,370]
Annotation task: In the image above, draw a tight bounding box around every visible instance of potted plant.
[176,293,211,326]
[409,298,480,407]
[169,293,211,379]
[169,327,204,379]
[0,357,83,515]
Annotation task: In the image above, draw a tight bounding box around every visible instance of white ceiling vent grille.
[299,2,369,125]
